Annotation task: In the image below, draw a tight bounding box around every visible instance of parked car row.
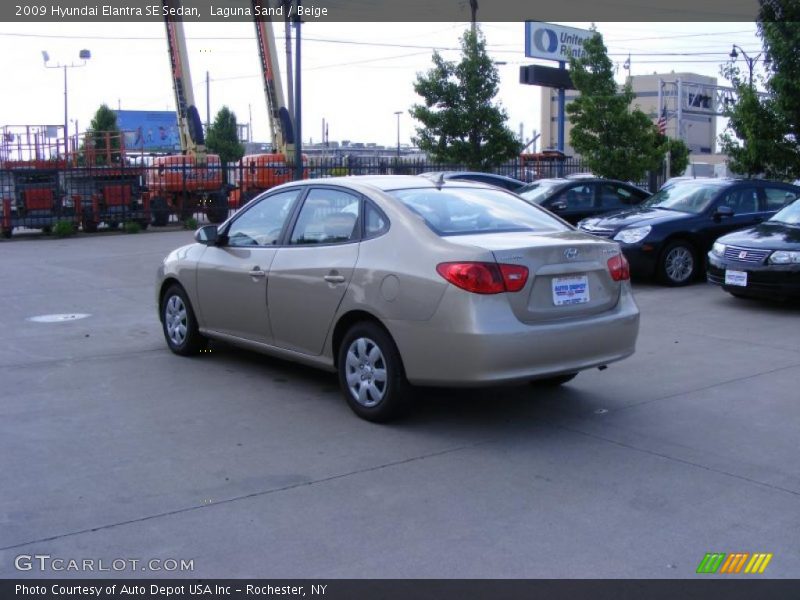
[577,178,800,286]
[156,172,799,422]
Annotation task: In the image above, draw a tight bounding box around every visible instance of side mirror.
[714,205,734,218]
[550,201,568,212]
[195,224,219,245]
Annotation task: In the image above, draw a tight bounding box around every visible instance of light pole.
[729,44,768,88]
[393,111,402,158]
[43,49,91,161]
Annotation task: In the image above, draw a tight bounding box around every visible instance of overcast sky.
[0,21,763,149]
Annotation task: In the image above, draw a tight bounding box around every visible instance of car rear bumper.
[386,284,640,386]
[707,255,800,297]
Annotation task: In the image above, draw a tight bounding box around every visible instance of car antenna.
[435,173,445,189]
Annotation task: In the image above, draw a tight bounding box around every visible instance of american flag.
[656,106,667,136]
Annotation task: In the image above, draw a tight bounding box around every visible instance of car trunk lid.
[445,231,623,322]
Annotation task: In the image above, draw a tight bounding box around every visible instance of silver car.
[157,176,640,421]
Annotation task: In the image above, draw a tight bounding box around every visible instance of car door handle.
[249,268,266,279]
[324,274,346,283]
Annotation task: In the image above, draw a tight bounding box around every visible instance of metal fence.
[300,156,591,181]
[1,156,666,237]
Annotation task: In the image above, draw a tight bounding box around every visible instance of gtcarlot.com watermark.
[15,554,194,573]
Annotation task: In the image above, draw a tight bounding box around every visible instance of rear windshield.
[388,186,569,236]
[517,180,565,204]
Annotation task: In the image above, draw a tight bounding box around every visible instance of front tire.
[658,240,697,286]
[337,322,410,422]
[161,284,206,356]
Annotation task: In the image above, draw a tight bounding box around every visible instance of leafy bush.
[52,221,76,238]
[184,217,198,230]
[123,221,142,234]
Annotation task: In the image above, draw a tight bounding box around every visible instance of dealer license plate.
[725,270,748,287]
[552,275,590,306]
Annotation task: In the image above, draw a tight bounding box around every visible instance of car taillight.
[607,253,630,281]
[436,262,529,294]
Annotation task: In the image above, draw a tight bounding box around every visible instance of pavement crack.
[0,438,494,552]
[551,421,800,499]
[0,347,164,370]
[613,360,800,413]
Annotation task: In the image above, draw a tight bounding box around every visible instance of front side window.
[719,187,759,214]
[226,189,301,247]
[388,186,568,236]
[289,188,361,245]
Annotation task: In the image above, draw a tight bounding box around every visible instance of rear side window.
[364,202,389,239]
[290,188,360,245]
[764,186,799,211]
[388,187,568,236]
[552,184,594,209]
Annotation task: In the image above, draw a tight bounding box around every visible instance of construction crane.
[236,0,307,204]
[146,0,229,226]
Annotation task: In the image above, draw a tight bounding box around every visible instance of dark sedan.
[419,171,526,192]
[707,197,800,299]
[579,179,800,286]
[517,178,650,225]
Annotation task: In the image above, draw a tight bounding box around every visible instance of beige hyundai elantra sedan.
[157,175,640,421]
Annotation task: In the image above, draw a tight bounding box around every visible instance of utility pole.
[293,0,302,181]
[206,71,210,131]
[394,111,402,158]
[469,0,478,32]
[283,0,294,123]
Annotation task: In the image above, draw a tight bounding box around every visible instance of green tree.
[567,30,666,181]
[206,106,245,164]
[719,0,800,179]
[719,84,796,178]
[411,27,520,170]
[85,103,121,164]
[667,138,690,177]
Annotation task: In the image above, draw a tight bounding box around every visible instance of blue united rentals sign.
[525,22,592,62]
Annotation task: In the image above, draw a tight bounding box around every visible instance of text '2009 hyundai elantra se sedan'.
[157,176,640,421]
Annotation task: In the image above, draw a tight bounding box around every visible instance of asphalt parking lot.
[1,229,799,579]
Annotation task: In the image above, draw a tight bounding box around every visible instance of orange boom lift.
[146,0,229,226]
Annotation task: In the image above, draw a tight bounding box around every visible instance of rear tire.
[531,372,578,387]
[337,322,410,422]
[658,240,697,286]
[160,284,206,356]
